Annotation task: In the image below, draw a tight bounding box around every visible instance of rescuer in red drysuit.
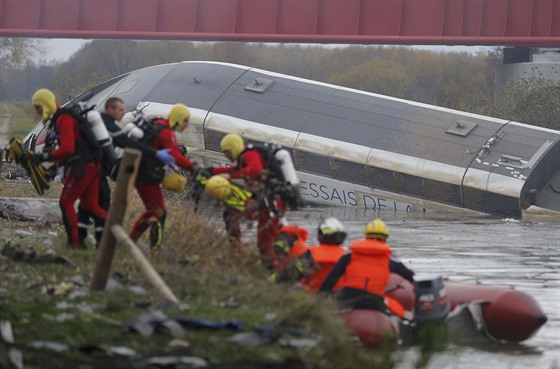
[129,103,195,248]
[211,133,286,270]
[31,88,107,249]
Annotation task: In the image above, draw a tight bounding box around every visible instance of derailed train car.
[25,61,560,218]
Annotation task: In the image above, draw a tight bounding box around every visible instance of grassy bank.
[2,101,38,139]
[0,195,404,369]
[0,101,414,368]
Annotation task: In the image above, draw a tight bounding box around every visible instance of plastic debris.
[118,313,245,340]
[7,348,23,369]
[0,321,14,343]
[145,355,208,368]
[55,301,96,313]
[106,278,122,291]
[5,166,28,180]
[253,322,316,341]
[28,341,69,352]
[1,242,35,261]
[1,243,76,268]
[41,282,74,296]
[278,337,318,348]
[118,311,185,339]
[78,343,137,357]
[215,296,240,308]
[167,339,191,350]
[229,321,317,347]
[128,285,148,295]
[106,345,137,357]
[34,252,77,268]
[173,317,243,331]
[14,230,34,237]
[228,331,270,346]
[54,313,75,322]
[1,320,24,369]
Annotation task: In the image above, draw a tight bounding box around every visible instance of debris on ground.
[1,242,77,268]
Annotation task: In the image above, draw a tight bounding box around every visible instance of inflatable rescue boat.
[339,274,548,347]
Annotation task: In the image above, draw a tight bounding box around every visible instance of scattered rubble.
[1,242,76,268]
[0,197,61,222]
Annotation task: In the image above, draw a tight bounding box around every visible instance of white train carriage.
[25,61,560,218]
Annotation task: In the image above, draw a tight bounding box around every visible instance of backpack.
[123,115,170,184]
[247,142,286,182]
[50,104,97,155]
[245,142,303,210]
[49,102,118,175]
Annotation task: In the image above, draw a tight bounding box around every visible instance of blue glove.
[156,149,175,165]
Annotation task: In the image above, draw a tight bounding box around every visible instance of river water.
[282,208,559,369]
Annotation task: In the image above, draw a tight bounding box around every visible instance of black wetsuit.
[77,113,160,246]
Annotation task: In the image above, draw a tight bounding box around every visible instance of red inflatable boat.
[338,274,548,347]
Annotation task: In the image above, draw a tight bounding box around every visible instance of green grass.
[0,198,402,369]
[2,101,39,139]
[1,160,63,199]
[0,107,437,368]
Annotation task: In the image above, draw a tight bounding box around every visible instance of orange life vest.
[302,245,346,292]
[341,239,391,295]
[385,296,405,318]
[273,225,309,272]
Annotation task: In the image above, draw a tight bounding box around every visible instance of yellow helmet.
[162,170,187,192]
[365,218,389,239]
[220,134,244,161]
[168,103,190,130]
[205,175,231,200]
[32,89,57,123]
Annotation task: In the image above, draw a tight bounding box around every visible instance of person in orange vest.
[319,218,414,318]
[301,217,347,292]
[269,223,314,283]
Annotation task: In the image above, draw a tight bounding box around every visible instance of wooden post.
[90,148,141,291]
[111,224,180,307]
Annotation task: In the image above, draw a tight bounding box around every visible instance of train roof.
[28,61,560,216]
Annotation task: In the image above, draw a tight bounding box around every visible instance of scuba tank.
[115,119,146,158]
[124,121,145,140]
[274,148,304,210]
[124,112,151,140]
[84,109,119,165]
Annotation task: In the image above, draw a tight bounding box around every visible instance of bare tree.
[0,38,44,68]
[495,77,560,130]
[87,40,140,77]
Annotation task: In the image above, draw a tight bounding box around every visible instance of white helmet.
[319,217,345,234]
[318,217,347,245]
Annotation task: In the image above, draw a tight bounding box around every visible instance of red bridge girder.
[0,0,558,47]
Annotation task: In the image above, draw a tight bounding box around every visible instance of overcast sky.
[44,38,88,61]
[42,38,492,63]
